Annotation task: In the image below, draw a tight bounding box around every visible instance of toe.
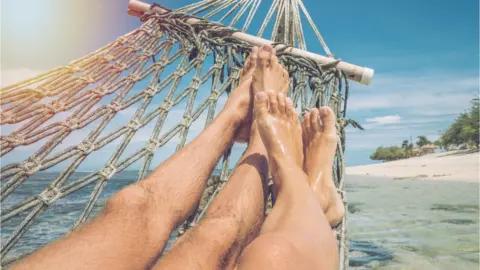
[303,112,312,139]
[244,59,250,70]
[302,112,309,144]
[254,92,269,118]
[248,46,259,68]
[277,93,286,115]
[310,108,321,132]
[290,106,300,127]
[319,106,336,134]
[267,90,279,114]
[258,45,272,68]
[285,97,293,118]
[270,49,278,67]
[281,70,289,94]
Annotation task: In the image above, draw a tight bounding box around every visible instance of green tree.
[440,98,479,149]
[416,136,431,147]
[370,146,407,161]
[401,140,409,149]
[433,139,443,149]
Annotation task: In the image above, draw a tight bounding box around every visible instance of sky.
[1,0,479,170]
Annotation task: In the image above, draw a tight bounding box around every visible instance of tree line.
[369,136,435,161]
[369,98,479,162]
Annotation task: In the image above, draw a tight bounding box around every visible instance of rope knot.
[21,158,41,175]
[37,186,61,206]
[138,28,152,37]
[143,50,155,57]
[43,103,57,115]
[127,45,142,52]
[145,139,160,154]
[208,91,219,101]
[0,111,13,123]
[99,164,117,180]
[175,70,186,77]
[114,62,128,71]
[116,37,128,45]
[145,84,158,97]
[60,119,79,131]
[77,141,96,154]
[107,102,122,113]
[103,53,116,62]
[127,74,141,82]
[127,119,142,131]
[3,134,25,146]
[161,100,173,111]
[79,74,95,84]
[181,115,193,127]
[191,77,201,89]
[154,59,168,68]
[90,88,105,98]
[29,88,45,98]
[65,65,82,74]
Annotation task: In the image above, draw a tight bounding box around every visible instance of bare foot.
[252,45,289,96]
[253,90,303,180]
[225,47,258,142]
[302,107,345,227]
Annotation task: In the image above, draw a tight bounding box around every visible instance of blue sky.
[1,0,478,170]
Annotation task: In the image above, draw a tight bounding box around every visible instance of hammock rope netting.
[1,1,354,268]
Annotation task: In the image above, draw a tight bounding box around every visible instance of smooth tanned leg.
[13,49,260,270]
[302,107,345,227]
[237,92,338,269]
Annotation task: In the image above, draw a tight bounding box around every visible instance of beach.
[346,150,479,182]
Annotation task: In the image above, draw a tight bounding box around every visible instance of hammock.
[0,0,373,268]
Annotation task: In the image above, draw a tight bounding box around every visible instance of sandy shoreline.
[346,150,479,182]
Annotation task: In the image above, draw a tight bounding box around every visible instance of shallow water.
[346,175,479,269]
[1,173,479,269]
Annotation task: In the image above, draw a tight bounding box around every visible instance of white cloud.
[348,72,478,115]
[1,68,44,87]
[366,115,401,125]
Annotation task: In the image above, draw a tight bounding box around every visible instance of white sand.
[346,150,479,182]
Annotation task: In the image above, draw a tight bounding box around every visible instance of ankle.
[218,106,244,129]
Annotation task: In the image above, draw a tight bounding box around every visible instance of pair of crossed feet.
[225,45,344,227]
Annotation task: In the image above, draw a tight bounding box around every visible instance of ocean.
[1,172,479,269]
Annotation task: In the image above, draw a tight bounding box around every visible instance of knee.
[105,184,152,213]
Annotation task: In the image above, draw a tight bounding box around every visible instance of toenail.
[255,92,267,100]
[267,89,275,94]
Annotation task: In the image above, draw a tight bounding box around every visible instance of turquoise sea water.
[1,172,479,269]
[347,175,479,269]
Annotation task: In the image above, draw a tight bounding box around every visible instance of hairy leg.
[154,123,268,270]
[237,91,338,270]
[153,44,286,270]
[303,107,345,227]
[13,49,260,270]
